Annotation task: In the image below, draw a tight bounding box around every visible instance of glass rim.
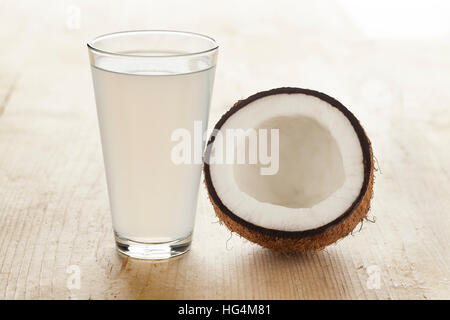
[87,30,219,58]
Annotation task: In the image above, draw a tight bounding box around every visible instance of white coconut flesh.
[209,93,365,232]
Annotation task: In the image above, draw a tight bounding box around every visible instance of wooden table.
[0,0,449,299]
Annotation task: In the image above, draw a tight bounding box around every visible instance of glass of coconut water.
[87,31,218,259]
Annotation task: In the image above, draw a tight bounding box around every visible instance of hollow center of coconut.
[208,93,365,232]
[233,115,345,209]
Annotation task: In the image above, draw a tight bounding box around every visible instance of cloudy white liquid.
[91,56,215,242]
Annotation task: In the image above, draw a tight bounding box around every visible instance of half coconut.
[203,87,374,253]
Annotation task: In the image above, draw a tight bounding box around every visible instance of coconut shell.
[203,87,374,253]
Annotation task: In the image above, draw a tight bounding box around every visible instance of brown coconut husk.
[203,87,374,253]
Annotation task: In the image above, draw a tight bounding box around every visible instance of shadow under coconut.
[110,242,357,299]
[230,245,358,299]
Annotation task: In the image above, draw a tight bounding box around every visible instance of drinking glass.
[87,30,218,259]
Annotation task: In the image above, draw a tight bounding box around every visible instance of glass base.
[115,233,192,260]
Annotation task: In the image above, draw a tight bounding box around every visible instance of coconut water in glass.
[87,31,218,259]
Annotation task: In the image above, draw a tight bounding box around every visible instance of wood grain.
[0,0,449,299]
